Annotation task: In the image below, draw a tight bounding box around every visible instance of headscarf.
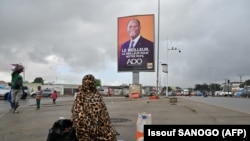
[71,74,117,141]
[11,64,24,73]
[80,74,97,94]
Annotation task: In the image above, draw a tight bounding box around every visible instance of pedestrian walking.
[51,90,58,104]
[10,64,24,113]
[35,86,42,110]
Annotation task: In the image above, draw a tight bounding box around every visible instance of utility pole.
[238,74,243,83]
[167,45,181,97]
[156,0,160,95]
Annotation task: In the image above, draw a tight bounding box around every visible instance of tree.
[239,79,250,88]
[209,83,221,91]
[168,86,172,92]
[175,86,182,91]
[245,79,250,86]
[95,79,101,87]
[33,77,44,84]
[194,83,209,92]
[194,84,202,91]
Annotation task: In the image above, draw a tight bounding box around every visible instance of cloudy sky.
[0,0,249,88]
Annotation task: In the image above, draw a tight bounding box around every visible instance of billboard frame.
[117,14,155,72]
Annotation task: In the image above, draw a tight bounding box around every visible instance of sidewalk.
[0,96,250,141]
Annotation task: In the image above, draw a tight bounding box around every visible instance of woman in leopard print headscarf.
[71,74,117,141]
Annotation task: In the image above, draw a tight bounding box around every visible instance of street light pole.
[156,0,160,95]
[166,42,181,97]
[166,41,169,97]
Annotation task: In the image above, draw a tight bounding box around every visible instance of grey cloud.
[0,0,249,88]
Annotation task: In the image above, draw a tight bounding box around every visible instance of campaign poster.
[117,14,155,72]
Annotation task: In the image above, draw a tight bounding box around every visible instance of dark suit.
[118,36,154,71]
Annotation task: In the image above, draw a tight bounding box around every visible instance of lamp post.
[156,0,161,95]
[166,45,181,97]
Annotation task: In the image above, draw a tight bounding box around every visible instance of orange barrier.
[149,95,159,100]
[136,130,144,141]
[130,93,139,99]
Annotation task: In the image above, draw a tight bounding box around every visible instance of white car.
[182,89,189,96]
[218,91,232,97]
[0,85,30,100]
[214,91,221,96]
[0,87,11,100]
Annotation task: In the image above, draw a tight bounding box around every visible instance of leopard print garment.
[71,74,117,141]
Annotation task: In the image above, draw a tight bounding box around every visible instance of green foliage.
[176,86,182,90]
[239,79,250,88]
[194,83,221,92]
[245,79,250,85]
[194,83,209,91]
[209,83,221,91]
[168,86,172,92]
[33,77,44,84]
[95,79,101,86]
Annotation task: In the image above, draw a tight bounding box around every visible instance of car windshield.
[237,88,244,92]
[0,86,10,90]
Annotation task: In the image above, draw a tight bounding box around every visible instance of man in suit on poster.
[118,18,154,71]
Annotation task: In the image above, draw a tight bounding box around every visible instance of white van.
[182,89,189,96]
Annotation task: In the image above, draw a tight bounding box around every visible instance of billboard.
[117,14,155,72]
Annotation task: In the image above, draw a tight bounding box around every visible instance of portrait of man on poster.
[118,18,154,72]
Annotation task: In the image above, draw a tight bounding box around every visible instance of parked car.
[0,85,30,100]
[217,91,233,97]
[122,88,129,97]
[21,86,31,99]
[195,90,203,96]
[234,88,245,97]
[182,89,189,96]
[214,91,221,96]
[98,88,108,96]
[31,89,55,98]
[168,91,176,96]
[240,88,250,98]
[175,91,183,96]
[0,86,11,100]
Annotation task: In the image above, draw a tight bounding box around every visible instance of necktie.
[129,41,134,48]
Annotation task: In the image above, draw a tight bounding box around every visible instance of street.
[0,96,73,118]
[0,96,250,141]
[181,96,250,114]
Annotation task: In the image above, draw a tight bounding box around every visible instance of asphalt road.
[1,95,250,114]
[0,96,250,141]
[181,96,250,114]
[0,96,72,118]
